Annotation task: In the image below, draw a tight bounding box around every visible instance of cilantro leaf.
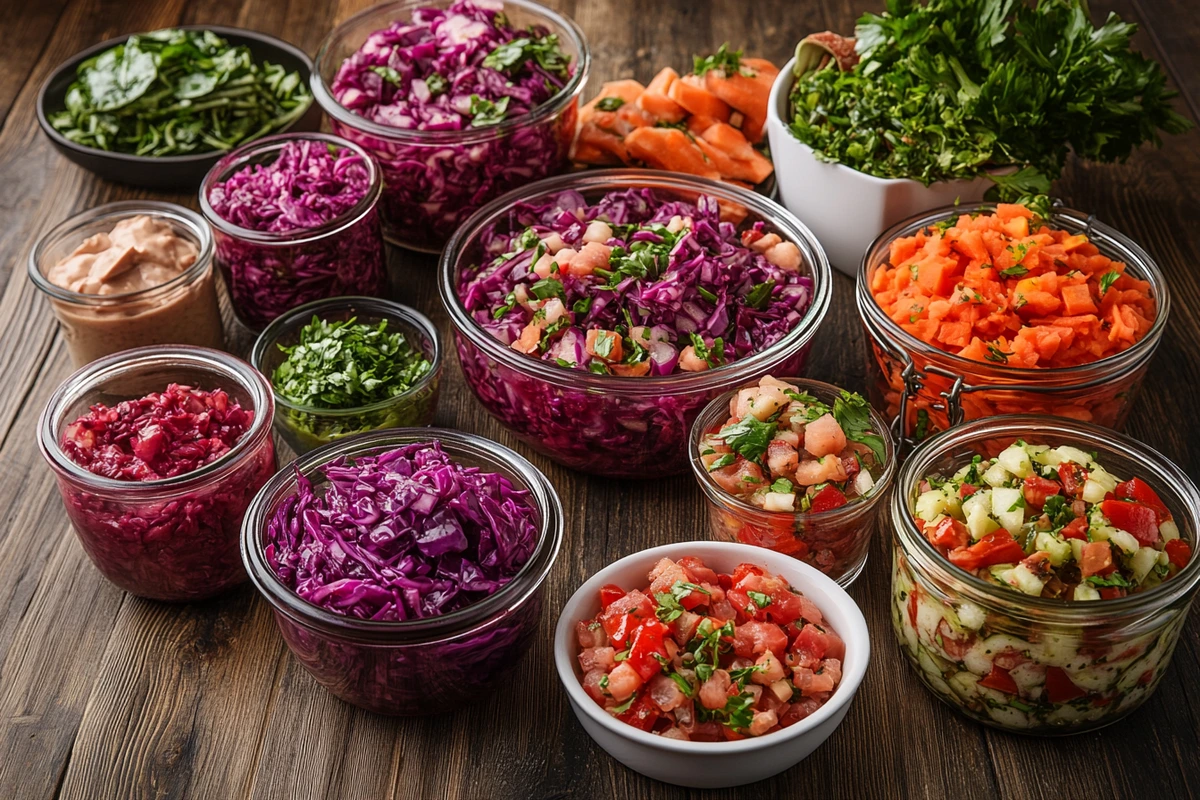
[694,43,744,76]
[469,94,510,126]
[745,279,775,309]
[769,477,794,494]
[746,590,772,608]
[831,390,885,463]
[1099,271,1121,295]
[1086,573,1132,588]
[718,415,777,462]
[483,34,570,78]
[595,96,625,111]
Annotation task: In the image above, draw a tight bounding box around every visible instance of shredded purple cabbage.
[458,188,814,376]
[264,441,539,620]
[331,0,568,131]
[209,139,371,232]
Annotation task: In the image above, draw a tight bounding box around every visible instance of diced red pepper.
[678,555,718,585]
[809,484,848,513]
[1098,587,1126,600]
[1100,499,1160,547]
[927,517,969,551]
[1114,478,1171,523]
[1044,667,1086,704]
[1165,539,1192,570]
[1060,517,1088,541]
[1057,462,1089,499]
[907,590,918,628]
[624,619,670,681]
[978,664,1019,695]
[960,483,978,499]
[947,531,1027,572]
[616,692,661,731]
[601,590,655,648]
[599,584,626,609]
[1079,541,1112,579]
[731,563,764,585]
[1022,475,1061,510]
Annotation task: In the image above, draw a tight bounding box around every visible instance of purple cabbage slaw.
[264,441,540,620]
[458,188,814,376]
[331,0,571,131]
[208,139,372,232]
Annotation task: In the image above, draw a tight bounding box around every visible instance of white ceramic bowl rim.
[554,540,869,755]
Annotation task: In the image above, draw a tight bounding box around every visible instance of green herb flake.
[718,415,777,462]
[595,96,625,111]
[832,390,886,463]
[1099,271,1121,295]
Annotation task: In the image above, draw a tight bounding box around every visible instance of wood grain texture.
[0,1,1196,799]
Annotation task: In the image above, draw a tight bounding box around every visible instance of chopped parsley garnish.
[985,344,1014,364]
[693,43,743,77]
[595,96,625,111]
[707,453,736,471]
[370,66,402,85]
[529,278,564,300]
[745,279,775,309]
[1098,271,1121,295]
[832,390,886,463]
[1086,573,1132,588]
[482,34,570,78]
[654,581,710,623]
[718,415,776,462]
[999,265,1029,278]
[469,94,510,126]
[728,664,766,689]
[769,477,794,494]
[746,590,772,608]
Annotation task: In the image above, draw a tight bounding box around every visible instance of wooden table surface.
[2,1,1199,798]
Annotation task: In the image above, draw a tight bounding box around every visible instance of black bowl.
[37,25,323,191]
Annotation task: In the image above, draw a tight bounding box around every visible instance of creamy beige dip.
[45,215,225,366]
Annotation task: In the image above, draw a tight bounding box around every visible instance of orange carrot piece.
[668,74,732,121]
[624,127,720,179]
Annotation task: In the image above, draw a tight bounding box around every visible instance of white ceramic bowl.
[766,56,995,276]
[553,540,869,788]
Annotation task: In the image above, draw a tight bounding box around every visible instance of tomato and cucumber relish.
[914,440,1191,601]
[574,555,844,741]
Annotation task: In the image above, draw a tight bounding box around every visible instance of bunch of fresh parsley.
[788,0,1191,199]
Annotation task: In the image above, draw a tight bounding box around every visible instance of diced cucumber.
[915,489,948,522]
[956,601,987,631]
[1073,583,1101,601]
[1081,479,1109,504]
[1088,465,1119,493]
[1004,563,1047,596]
[997,444,1034,478]
[1101,528,1140,555]
[1025,443,1050,460]
[853,469,875,497]
[966,504,1000,540]
[983,462,1013,488]
[1034,532,1072,566]
[1070,538,1085,563]
[1160,519,1180,541]
[948,670,981,702]
[1131,546,1159,583]
[990,487,1025,534]
[1054,445,1094,468]
[941,485,963,516]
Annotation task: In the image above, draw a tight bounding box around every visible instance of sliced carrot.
[667,74,732,121]
[1060,284,1099,316]
[638,68,688,122]
[698,122,758,161]
[703,65,774,143]
[624,127,720,179]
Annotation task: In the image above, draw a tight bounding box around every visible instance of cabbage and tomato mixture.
[460,188,812,376]
[264,441,538,620]
[699,377,884,513]
[913,442,1190,598]
[894,441,1193,731]
[56,384,274,601]
[207,139,386,328]
[332,0,571,130]
[576,556,844,740]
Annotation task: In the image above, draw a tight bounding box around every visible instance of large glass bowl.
[439,169,833,478]
[858,202,1169,450]
[241,428,564,715]
[311,0,590,252]
[890,415,1200,735]
[251,296,442,455]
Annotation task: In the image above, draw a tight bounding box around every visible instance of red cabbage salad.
[61,384,254,481]
[458,188,813,376]
[264,441,540,620]
[331,0,573,131]
[208,139,372,232]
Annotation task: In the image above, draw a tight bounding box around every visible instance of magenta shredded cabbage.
[209,139,371,232]
[264,441,539,620]
[326,0,578,250]
[207,139,388,329]
[331,0,568,131]
[459,188,814,376]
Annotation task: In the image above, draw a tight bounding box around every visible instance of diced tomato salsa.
[575,556,844,740]
[913,440,1190,600]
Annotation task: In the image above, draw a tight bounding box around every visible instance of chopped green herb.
[469,94,510,126]
[1099,271,1121,295]
[745,279,776,309]
[595,96,625,111]
[747,590,772,609]
[832,390,886,463]
[999,265,1029,278]
[769,477,794,494]
[718,415,777,462]
[482,33,570,78]
[707,453,736,471]
[694,43,744,77]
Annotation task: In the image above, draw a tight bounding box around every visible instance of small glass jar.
[37,346,277,602]
[440,170,832,477]
[857,203,1169,451]
[28,201,225,368]
[311,0,590,252]
[890,415,1200,735]
[689,378,897,586]
[241,428,564,715]
[250,296,442,455]
[199,132,387,331]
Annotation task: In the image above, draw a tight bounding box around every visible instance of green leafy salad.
[787,0,1191,198]
[49,28,312,156]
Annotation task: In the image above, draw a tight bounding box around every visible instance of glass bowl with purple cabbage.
[240,428,563,715]
[251,296,443,455]
[200,132,387,330]
[38,346,277,601]
[439,169,832,477]
[311,0,590,252]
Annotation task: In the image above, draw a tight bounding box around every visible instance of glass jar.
[199,132,387,331]
[690,379,897,586]
[250,295,442,455]
[311,0,590,252]
[240,428,564,715]
[37,346,277,601]
[440,170,832,477]
[28,200,225,368]
[857,203,1169,451]
[890,415,1200,734]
